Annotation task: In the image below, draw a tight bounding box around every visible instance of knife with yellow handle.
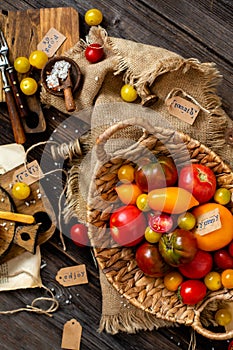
[0,210,35,224]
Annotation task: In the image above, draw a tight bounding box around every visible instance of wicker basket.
[87,117,233,340]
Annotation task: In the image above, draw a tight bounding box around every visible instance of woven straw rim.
[87,117,233,340]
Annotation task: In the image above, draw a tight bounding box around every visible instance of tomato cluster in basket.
[109,156,233,312]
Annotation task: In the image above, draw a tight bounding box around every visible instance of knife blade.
[6,65,31,118]
[0,29,30,119]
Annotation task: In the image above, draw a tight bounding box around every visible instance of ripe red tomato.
[85,43,104,63]
[110,205,147,247]
[178,250,213,279]
[228,241,233,257]
[148,212,173,233]
[159,229,198,267]
[228,339,233,350]
[178,279,207,305]
[179,163,216,203]
[70,223,89,247]
[214,249,233,269]
[136,242,171,277]
[135,156,178,193]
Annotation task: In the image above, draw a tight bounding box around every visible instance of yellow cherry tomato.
[144,226,162,243]
[14,56,31,73]
[215,308,232,326]
[120,84,138,102]
[12,182,31,200]
[204,271,222,291]
[177,212,196,230]
[117,164,135,183]
[163,271,183,292]
[29,50,48,69]
[20,77,38,95]
[136,193,151,212]
[214,188,231,205]
[85,8,103,26]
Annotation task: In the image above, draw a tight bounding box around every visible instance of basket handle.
[192,292,233,340]
[95,117,160,162]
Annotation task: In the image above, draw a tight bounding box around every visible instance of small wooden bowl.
[41,56,82,97]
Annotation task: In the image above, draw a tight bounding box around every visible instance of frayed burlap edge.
[98,270,177,334]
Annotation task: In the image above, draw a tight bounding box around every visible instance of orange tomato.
[221,269,233,289]
[117,164,135,183]
[147,187,199,214]
[192,203,233,251]
[163,271,183,292]
[115,183,142,205]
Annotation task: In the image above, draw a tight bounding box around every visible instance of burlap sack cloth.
[41,27,233,334]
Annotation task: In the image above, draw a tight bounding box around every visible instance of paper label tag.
[37,28,66,58]
[61,319,82,350]
[56,265,88,287]
[12,160,44,185]
[166,96,200,125]
[195,208,221,236]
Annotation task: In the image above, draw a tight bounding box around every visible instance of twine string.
[188,329,197,350]
[24,141,68,251]
[0,270,59,317]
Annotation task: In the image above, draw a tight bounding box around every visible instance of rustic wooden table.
[0,1,232,350]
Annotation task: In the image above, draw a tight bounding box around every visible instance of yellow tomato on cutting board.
[192,203,233,251]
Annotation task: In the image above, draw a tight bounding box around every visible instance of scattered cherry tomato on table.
[228,340,233,350]
[178,279,207,305]
[120,84,138,102]
[84,8,103,26]
[14,56,31,73]
[29,50,48,69]
[179,163,217,203]
[12,182,31,200]
[85,43,104,63]
[20,77,38,95]
[70,223,89,247]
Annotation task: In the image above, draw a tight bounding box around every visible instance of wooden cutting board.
[0,161,57,263]
[0,7,79,133]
